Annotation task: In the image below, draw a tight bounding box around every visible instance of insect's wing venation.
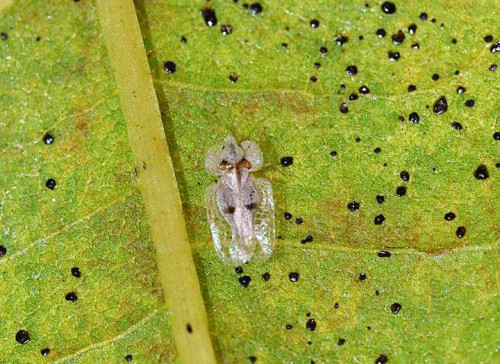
[253,177,275,257]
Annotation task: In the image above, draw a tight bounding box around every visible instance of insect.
[205,136,275,265]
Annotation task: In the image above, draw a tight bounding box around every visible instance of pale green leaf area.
[142,0,499,363]
[0,1,175,363]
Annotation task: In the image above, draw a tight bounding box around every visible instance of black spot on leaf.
[433,96,448,115]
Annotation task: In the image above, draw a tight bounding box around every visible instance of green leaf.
[1,0,499,363]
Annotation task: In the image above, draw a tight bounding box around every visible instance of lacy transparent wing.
[205,145,224,176]
[205,182,233,263]
[241,140,263,172]
[253,178,275,257]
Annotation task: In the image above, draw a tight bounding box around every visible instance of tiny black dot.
[46,178,56,190]
[71,267,81,278]
[374,147,381,153]
[163,61,176,74]
[295,217,304,225]
[284,212,292,220]
[464,99,475,108]
[358,35,364,40]
[346,65,358,76]
[376,195,385,204]
[310,19,320,28]
[374,214,385,225]
[286,324,293,330]
[412,42,420,50]
[248,356,257,363]
[400,170,410,182]
[330,150,338,157]
[65,292,78,302]
[490,64,498,72]
[388,51,400,61]
[349,93,359,101]
[456,226,466,238]
[409,112,420,124]
[180,36,187,43]
[375,354,389,364]
[280,156,293,167]
[0,245,6,257]
[359,273,367,281]
[408,24,417,34]
[493,132,500,140]
[339,103,349,114]
[41,348,50,356]
[238,276,251,287]
[16,330,30,344]
[451,121,463,130]
[451,38,457,44]
[483,35,493,43]
[419,12,428,21]
[262,272,270,282]
[381,2,396,14]
[289,272,300,282]
[391,30,405,45]
[334,302,339,309]
[319,46,328,54]
[235,266,243,274]
[390,302,402,314]
[335,35,349,46]
[474,165,489,180]
[43,133,54,145]
[444,212,456,221]
[249,2,263,15]
[306,318,317,331]
[456,86,466,94]
[314,62,321,69]
[431,18,437,23]
[229,73,238,83]
[375,290,380,296]
[0,32,8,40]
[431,73,440,81]
[490,41,500,53]
[338,338,346,346]
[396,186,407,196]
[359,85,370,94]
[433,96,448,115]
[220,24,233,35]
[347,201,360,212]
[310,76,318,82]
[377,250,391,258]
[496,163,500,168]
[301,235,313,244]
[186,323,193,333]
[408,85,416,92]
[281,43,288,49]
[376,28,386,38]
[355,137,361,143]
[399,115,405,122]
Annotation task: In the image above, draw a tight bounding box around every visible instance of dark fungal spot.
[306,312,311,317]
[349,93,359,101]
[464,99,475,108]
[400,170,410,182]
[456,86,466,94]
[330,150,338,157]
[235,266,243,274]
[450,121,463,130]
[262,272,270,282]
[41,348,50,356]
[444,212,456,221]
[201,7,217,27]
[431,18,437,23]
[388,51,400,61]
[346,65,358,76]
[334,302,339,309]
[163,61,176,74]
[286,324,293,330]
[408,24,417,34]
[474,165,489,180]
[376,354,389,364]
[490,64,498,72]
[412,42,420,50]
[490,41,500,53]
[381,2,396,14]
[374,214,385,225]
[248,356,257,363]
[347,201,360,212]
[289,272,300,282]
[0,245,6,257]
[229,73,238,83]
[281,43,288,49]
[398,115,405,122]
[419,12,428,21]
[456,226,466,238]
[454,70,460,75]
[238,275,251,287]
[374,147,381,153]
[390,302,402,314]
[310,19,319,28]
[284,212,292,220]
[0,32,7,40]
[46,178,56,190]
[186,323,193,333]
[496,163,500,168]
[301,235,314,244]
[396,186,407,196]
[310,76,318,83]
[65,292,78,302]
[249,2,263,15]
[242,3,249,9]
[359,273,367,281]
[378,250,391,257]
[295,217,304,225]
[432,73,440,81]
[180,36,187,43]
[314,62,321,69]
[16,330,30,344]
[220,24,233,35]
[376,28,386,38]
[433,96,448,115]
[358,35,364,40]
[338,338,346,346]
[451,38,457,44]
[376,195,385,204]
[359,85,370,94]
[484,35,493,43]
[409,112,420,124]
[335,35,348,46]
[43,133,54,145]
[339,103,349,114]
[319,46,328,54]
[493,132,500,140]
[125,354,133,362]
[280,156,293,167]
[355,137,361,143]
[391,30,405,45]
[306,318,317,331]
[71,267,81,278]
[408,84,416,92]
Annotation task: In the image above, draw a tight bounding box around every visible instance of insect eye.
[224,206,236,214]
[245,203,258,210]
